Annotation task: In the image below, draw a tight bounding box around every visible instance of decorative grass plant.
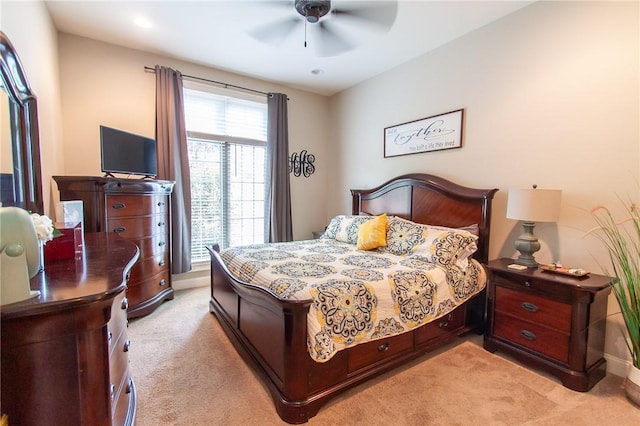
[589,202,640,369]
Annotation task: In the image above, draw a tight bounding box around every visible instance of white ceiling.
[45,0,533,96]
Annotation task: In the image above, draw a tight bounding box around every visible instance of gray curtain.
[155,65,192,273]
[265,93,293,242]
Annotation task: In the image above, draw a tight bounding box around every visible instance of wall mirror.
[0,31,43,214]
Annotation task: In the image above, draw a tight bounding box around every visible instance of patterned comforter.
[221,238,486,362]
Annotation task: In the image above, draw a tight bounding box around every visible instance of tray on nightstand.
[539,264,589,277]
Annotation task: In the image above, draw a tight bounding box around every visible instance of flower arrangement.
[589,202,640,369]
[30,212,61,244]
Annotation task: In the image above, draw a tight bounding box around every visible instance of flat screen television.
[100,125,158,178]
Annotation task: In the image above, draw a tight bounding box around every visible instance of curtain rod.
[144,65,270,97]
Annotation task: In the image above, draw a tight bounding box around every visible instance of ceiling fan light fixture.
[295,0,331,24]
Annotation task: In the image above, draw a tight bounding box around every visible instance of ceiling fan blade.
[332,1,398,31]
[249,17,301,45]
[316,20,354,57]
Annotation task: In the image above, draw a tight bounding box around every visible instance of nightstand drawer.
[495,286,571,332]
[494,311,570,363]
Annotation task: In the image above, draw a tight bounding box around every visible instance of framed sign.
[384,109,463,158]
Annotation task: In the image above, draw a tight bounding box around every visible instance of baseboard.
[605,353,631,378]
[172,265,209,291]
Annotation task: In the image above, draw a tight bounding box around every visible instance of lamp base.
[514,221,541,268]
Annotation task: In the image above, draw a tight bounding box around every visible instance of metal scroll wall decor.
[288,150,315,178]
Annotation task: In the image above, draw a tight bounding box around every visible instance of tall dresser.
[1,233,139,425]
[53,176,175,318]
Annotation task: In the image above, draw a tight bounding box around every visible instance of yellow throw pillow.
[357,214,387,250]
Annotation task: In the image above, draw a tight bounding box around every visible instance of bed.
[207,173,498,423]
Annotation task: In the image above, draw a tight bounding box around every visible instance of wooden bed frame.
[208,173,498,423]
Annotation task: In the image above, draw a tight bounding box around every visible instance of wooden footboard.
[207,174,497,423]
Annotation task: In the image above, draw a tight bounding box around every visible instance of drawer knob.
[121,297,129,310]
[159,279,167,287]
[112,202,126,210]
[110,384,116,400]
[520,329,537,341]
[438,320,449,328]
[159,260,166,267]
[113,226,126,234]
[158,241,166,247]
[377,342,390,352]
[108,331,113,344]
[158,221,165,227]
[522,302,538,313]
[157,201,165,207]
[524,280,532,287]
[123,339,131,352]
[126,378,133,394]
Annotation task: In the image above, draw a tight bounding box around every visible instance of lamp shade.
[506,187,562,223]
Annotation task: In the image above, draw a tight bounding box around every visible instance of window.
[183,85,268,262]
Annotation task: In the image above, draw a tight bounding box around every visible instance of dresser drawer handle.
[125,271,131,282]
[377,342,390,352]
[158,241,166,247]
[438,320,449,328]
[520,330,537,341]
[110,384,116,400]
[126,378,133,394]
[159,260,166,267]
[159,279,167,287]
[121,297,129,310]
[123,339,131,352]
[524,280,532,287]
[113,226,126,234]
[522,302,538,313]
[158,221,165,227]
[112,202,126,210]
[157,201,165,207]
[108,331,113,344]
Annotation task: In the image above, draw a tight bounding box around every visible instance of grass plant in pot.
[590,202,640,407]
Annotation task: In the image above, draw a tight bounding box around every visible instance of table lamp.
[506,185,562,267]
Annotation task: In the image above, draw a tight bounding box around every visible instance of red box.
[44,222,83,261]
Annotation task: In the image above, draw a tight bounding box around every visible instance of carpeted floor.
[128,286,639,425]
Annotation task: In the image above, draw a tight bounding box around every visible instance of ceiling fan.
[249,0,398,57]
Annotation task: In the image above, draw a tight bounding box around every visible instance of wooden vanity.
[0,233,139,426]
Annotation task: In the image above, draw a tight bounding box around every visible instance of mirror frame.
[0,31,43,214]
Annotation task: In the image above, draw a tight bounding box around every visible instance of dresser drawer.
[108,293,129,353]
[106,194,169,217]
[112,374,133,426]
[129,254,169,282]
[348,331,413,373]
[135,234,170,258]
[494,311,570,363]
[107,215,169,239]
[126,271,171,306]
[416,309,465,344]
[495,286,571,332]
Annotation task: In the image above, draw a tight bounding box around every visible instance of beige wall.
[329,1,639,374]
[2,0,64,215]
[56,33,331,242]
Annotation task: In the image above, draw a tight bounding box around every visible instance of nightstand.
[483,258,613,391]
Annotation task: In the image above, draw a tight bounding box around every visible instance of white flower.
[30,213,55,243]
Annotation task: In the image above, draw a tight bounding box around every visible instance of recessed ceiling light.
[133,17,152,29]
[311,69,324,75]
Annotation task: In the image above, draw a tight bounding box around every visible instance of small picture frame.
[384,109,463,158]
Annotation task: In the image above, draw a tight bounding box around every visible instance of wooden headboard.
[351,173,498,263]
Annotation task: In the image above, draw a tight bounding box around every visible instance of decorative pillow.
[321,215,373,244]
[382,216,426,255]
[412,226,478,269]
[356,214,387,250]
[382,217,478,268]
